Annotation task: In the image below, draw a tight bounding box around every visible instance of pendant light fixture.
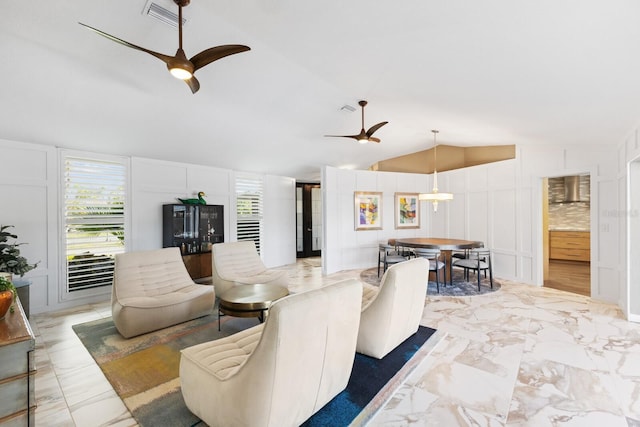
[419,130,453,212]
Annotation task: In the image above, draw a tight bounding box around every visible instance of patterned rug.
[72,309,440,427]
[360,266,501,296]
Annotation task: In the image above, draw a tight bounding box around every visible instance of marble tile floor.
[30,258,640,426]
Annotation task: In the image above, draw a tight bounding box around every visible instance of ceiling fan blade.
[185,76,200,94]
[79,22,174,65]
[324,134,360,140]
[368,137,381,143]
[366,121,388,137]
[190,45,251,72]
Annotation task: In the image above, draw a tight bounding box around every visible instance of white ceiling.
[2,0,640,181]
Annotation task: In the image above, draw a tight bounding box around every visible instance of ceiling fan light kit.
[325,100,388,144]
[419,129,453,212]
[79,0,250,94]
[167,49,194,79]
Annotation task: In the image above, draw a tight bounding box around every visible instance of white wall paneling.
[492,189,517,252]
[323,144,619,300]
[0,139,57,314]
[0,140,296,314]
[627,155,640,318]
[262,175,296,268]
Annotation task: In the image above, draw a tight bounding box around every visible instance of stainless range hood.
[563,176,581,202]
[548,175,590,204]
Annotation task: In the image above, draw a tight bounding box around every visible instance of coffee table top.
[218,283,289,311]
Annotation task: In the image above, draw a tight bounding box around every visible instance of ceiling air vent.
[143,1,187,28]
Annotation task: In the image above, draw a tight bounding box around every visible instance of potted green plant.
[0,225,39,277]
[0,276,17,318]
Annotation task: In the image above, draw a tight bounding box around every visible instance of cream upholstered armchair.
[211,241,288,296]
[357,257,429,359]
[179,279,362,427]
[111,247,215,338]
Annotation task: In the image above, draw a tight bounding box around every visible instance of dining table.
[392,237,484,285]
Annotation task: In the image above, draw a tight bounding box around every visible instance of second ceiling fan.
[79,0,250,94]
[325,100,388,144]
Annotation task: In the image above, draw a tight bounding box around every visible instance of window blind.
[64,156,126,292]
[235,173,263,253]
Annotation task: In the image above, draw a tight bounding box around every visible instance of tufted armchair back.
[211,241,288,296]
[180,279,363,427]
[111,247,215,338]
[113,247,194,299]
[357,257,428,359]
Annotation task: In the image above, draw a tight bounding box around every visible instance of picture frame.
[354,191,383,231]
[394,192,420,229]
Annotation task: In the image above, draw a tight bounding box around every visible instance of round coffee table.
[217,283,289,330]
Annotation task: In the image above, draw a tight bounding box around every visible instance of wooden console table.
[0,297,35,426]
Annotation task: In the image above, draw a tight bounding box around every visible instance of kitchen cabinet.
[0,297,35,426]
[549,231,590,262]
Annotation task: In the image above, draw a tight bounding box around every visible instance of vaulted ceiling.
[2,0,640,181]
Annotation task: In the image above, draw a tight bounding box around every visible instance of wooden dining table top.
[392,237,484,250]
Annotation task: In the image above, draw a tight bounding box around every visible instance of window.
[236,173,263,253]
[63,154,127,293]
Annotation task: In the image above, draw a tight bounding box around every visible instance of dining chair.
[412,248,446,293]
[452,248,493,291]
[378,243,408,277]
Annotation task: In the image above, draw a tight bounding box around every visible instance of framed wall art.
[354,191,382,231]
[394,192,420,229]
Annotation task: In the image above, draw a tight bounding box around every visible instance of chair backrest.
[469,248,491,265]
[211,241,267,279]
[470,248,490,256]
[232,279,363,426]
[358,257,428,358]
[412,248,441,259]
[113,247,194,300]
[379,243,393,252]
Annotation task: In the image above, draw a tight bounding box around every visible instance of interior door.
[296,183,321,258]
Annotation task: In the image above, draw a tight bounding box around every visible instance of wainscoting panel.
[519,255,534,282]
[596,265,619,302]
[493,252,517,279]
[492,188,517,252]
[467,191,489,243]
[188,166,230,194]
[488,161,516,190]
[518,187,534,254]
[132,157,188,192]
[597,178,619,266]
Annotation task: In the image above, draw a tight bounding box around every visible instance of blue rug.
[301,326,436,427]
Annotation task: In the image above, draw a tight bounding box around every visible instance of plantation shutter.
[236,173,263,253]
[64,156,127,292]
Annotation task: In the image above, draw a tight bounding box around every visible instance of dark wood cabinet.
[163,204,223,279]
[182,252,212,280]
[0,297,35,426]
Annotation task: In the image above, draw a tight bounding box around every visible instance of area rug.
[302,326,436,427]
[73,311,439,427]
[360,267,501,296]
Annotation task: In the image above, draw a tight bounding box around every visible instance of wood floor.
[544,259,591,296]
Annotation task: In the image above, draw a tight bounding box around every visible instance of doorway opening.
[296,182,321,258]
[542,175,591,296]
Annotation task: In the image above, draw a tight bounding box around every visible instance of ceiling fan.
[325,100,388,144]
[79,0,250,94]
